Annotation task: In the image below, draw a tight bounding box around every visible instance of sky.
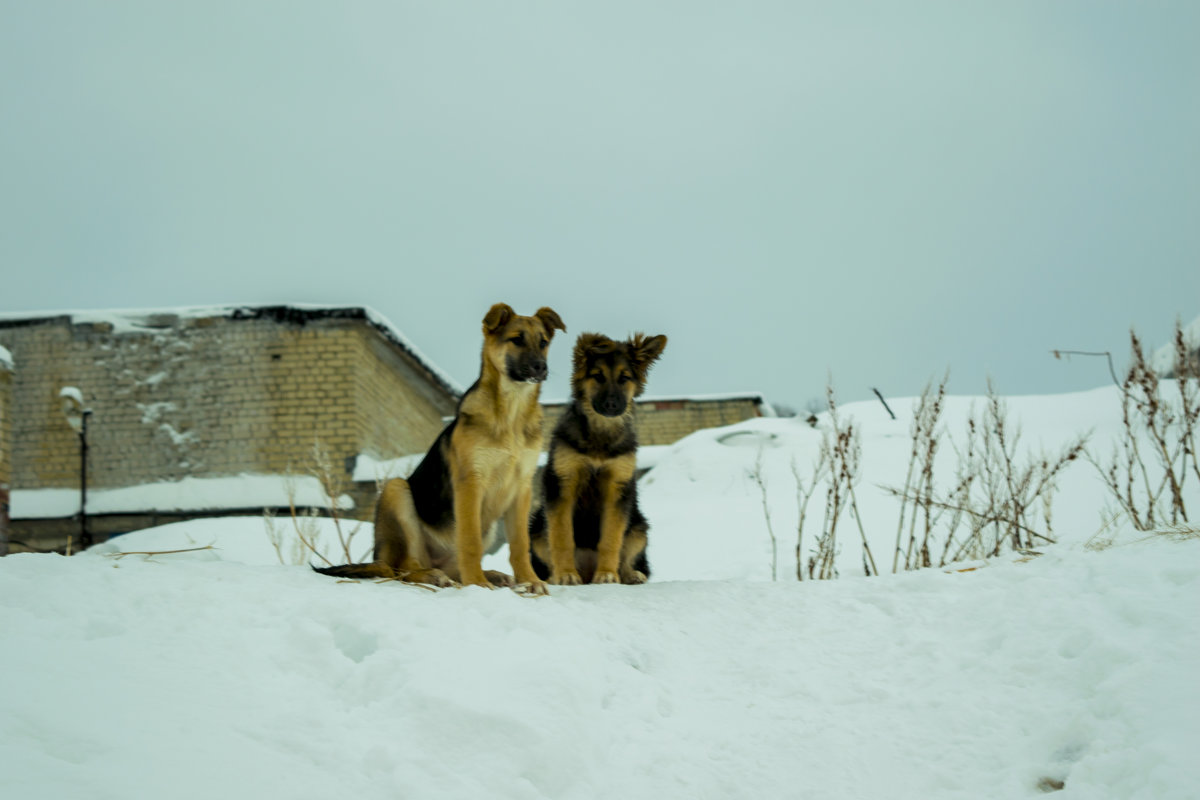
[1,1,1197,410]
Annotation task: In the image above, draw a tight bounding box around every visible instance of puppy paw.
[550,570,583,586]
[484,570,515,588]
[622,570,648,585]
[459,573,496,590]
[514,580,550,597]
[592,570,620,584]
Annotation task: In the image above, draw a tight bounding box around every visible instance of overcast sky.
[2,1,1197,409]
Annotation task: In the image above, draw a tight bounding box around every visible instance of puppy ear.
[535,307,567,338]
[482,303,514,335]
[630,333,667,372]
[572,332,614,377]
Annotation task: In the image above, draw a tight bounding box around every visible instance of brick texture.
[0,309,457,549]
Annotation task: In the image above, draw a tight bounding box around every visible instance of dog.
[315,303,566,595]
[530,331,667,585]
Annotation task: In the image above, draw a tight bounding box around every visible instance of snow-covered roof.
[0,344,12,371]
[9,473,353,519]
[543,391,775,416]
[0,303,464,397]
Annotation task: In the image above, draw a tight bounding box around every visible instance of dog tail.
[312,561,397,580]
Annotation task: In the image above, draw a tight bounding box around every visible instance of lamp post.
[60,387,93,549]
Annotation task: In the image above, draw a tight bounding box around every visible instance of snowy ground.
[2,385,1199,799]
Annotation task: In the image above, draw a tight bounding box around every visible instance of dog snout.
[594,392,626,417]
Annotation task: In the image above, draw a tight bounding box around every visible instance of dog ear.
[535,307,567,338]
[630,333,667,374]
[572,332,614,377]
[482,303,514,335]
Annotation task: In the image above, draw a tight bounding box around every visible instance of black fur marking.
[554,399,638,459]
[407,419,456,529]
[541,453,563,505]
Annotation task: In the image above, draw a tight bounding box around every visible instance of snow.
[57,385,84,406]
[2,383,1199,798]
[0,343,12,371]
[643,385,1141,582]
[10,473,353,519]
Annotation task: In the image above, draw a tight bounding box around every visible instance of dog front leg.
[593,478,630,584]
[452,472,491,589]
[546,482,582,586]
[505,487,549,596]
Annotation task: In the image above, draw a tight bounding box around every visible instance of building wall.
[541,396,766,447]
[0,310,456,520]
[352,328,454,463]
[0,357,11,488]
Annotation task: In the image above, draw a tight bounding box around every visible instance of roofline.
[0,302,463,397]
[542,391,772,406]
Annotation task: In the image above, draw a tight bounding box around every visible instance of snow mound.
[1,533,1196,799]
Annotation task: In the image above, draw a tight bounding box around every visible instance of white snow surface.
[0,344,13,371]
[57,386,84,405]
[2,384,1199,798]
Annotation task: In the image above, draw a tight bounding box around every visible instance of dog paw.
[550,571,583,586]
[592,570,620,584]
[514,580,550,597]
[459,573,496,590]
[484,570,515,588]
[622,570,648,585]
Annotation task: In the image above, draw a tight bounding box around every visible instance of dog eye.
[508,334,525,346]
[539,338,548,349]
[618,374,631,384]
[589,372,605,383]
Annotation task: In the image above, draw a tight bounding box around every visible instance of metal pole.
[80,410,92,548]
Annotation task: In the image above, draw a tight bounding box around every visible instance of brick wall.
[0,308,458,548]
[541,395,766,447]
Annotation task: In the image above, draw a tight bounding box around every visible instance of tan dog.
[530,332,666,584]
[315,303,565,595]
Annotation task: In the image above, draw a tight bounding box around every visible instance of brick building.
[0,304,776,554]
[0,305,459,552]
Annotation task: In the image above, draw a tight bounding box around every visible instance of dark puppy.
[530,332,667,584]
[315,303,565,595]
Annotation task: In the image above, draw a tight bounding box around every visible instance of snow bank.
[640,385,1196,581]
[0,344,13,371]
[0,531,1196,799]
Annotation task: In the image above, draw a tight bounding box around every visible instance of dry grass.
[264,439,370,567]
[884,379,1087,568]
[1086,322,1199,531]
